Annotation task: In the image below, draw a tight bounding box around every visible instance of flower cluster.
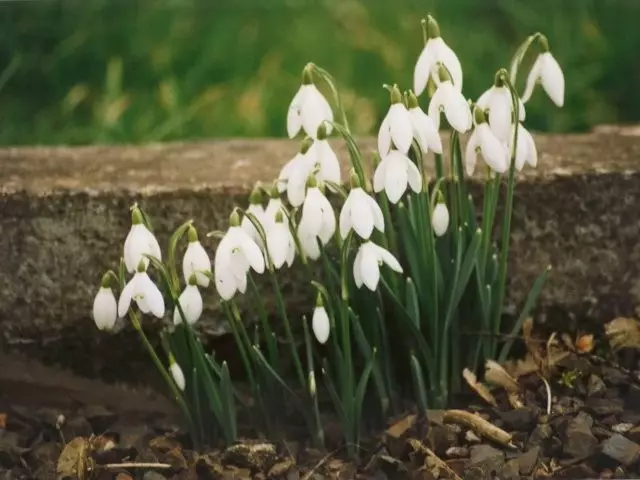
[91,15,564,454]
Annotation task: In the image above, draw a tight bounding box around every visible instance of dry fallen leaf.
[575,334,594,353]
[462,368,497,407]
[605,317,640,351]
[484,360,519,393]
[57,436,92,480]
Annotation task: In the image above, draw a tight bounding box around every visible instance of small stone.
[562,415,598,458]
[427,424,457,457]
[445,446,468,458]
[0,431,27,469]
[527,424,553,450]
[465,430,481,444]
[587,374,607,397]
[143,472,168,480]
[267,458,295,477]
[600,366,629,387]
[627,425,640,443]
[586,397,624,417]
[468,444,505,476]
[499,407,537,431]
[601,433,640,467]
[223,442,277,472]
[557,463,597,478]
[516,446,540,475]
[502,458,520,479]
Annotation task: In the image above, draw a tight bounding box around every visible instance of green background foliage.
[0,0,637,145]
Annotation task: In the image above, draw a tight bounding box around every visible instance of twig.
[408,438,462,480]
[300,448,341,480]
[443,409,514,448]
[97,462,172,470]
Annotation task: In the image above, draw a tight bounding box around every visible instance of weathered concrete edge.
[2,129,640,381]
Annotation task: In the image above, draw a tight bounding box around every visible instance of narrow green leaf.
[353,348,377,433]
[410,354,428,412]
[405,278,420,328]
[450,228,482,309]
[220,361,238,442]
[252,346,303,404]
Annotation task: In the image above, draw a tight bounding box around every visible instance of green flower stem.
[248,274,279,369]
[311,63,351,134]
[222,301,256,389]
[339,234,355,440]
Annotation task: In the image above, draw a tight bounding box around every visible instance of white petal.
[286,155,314,207]
[267,223,290,269]
[170,363,186,391]
[388,103,414,154]
[413,46,434,96]
[359,243,381,291]
[478,124,509,173]
[410,108,442,154]
[367,194,385,233]
[174,285,203,325]
[523,126,538,168]
[350,191,374,240]
[338,194,354,240]
[137,273,165,318]
[442,83,472,133]
[352,247,364,288]
[238,231,265,274]
[312,306,330,344]
[287,86,305,138]
[183,241,211,288]
[487,86,512,143]
[465,130,480,176]
[93,287,118,331]
[374,243,403,273]
[318,202,336,245]
[285,237,296,267]
[427,86,446,131]
[432,203,450,237]
[118,277,136,318]
[517,98,527,121]
[373,159,388,193]
[522,55,542,104]
[540,52,565,107]
[429,37,463,90]
[476,87,493,110]
[302,85,332,139]
[377,113,392,157]
[123,225,150,273]
[298,221,321,260]
[315,140,341,186]
[406,160,423,194]
[383,151,409,204]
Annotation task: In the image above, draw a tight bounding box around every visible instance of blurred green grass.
[0,0,638,145]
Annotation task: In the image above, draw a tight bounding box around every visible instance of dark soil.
[4,344,640,479]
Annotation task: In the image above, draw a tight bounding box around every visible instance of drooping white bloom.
[373,150,422,204]
[431,202,450,237]
[278,150,313,207]
[92,286,118,331]
[123,209,162,274]
[378,98,414,156]
[522,51,565,107]
[408,103,443,154]
[241,202,266,245]
[182,228,212,288]
[118,268,165,318]
[266,217,296,269]
[287,69,333,139]
[353,241,403,291]
[465,112,509,176]
[297,186,336,260]
[214,225,265,301]
[512,123,538,171]
[306,134,341,188]
[173,284,203,325]
[476,83,526,143]
[413,16,463,95]
[170,362,186,391]
[339,187,384,240]
[312,305,330,344]
[263,197,284,231]
[428,79,472,133]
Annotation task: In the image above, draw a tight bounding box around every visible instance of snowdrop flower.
[522,37,565,107]
[378,85,414,156]
[339,174,384,240]
[512,123,538,171]
[414,15,463,95]
[173,277,203,325]
[428,66,472,133]
[476,70,526,143]
[287,63,333,139]
[278,138,315,207]
[240,187,266,245]
[465,107,509,176]
[297,178,336,260]
[182,226,212,288]
[118,261,165,318]
[431,198,450,237]
[92,274,118,331]
[312,294,330,344]
[266,210,296,269]
[263,190,284,233]
[373,150,422,204]
[214,211,265,301]
[306,123,341,188]
[123,207,162,274]
[169,360,186,391]
[407,91,443,154]
[353,241,403,291]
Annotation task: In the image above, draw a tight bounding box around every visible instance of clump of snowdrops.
[92,15,564,456]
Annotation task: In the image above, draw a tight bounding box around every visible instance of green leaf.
[410,354,428,412]
[405,278,420,328]
[321,360,349,434]
[353,347,377,433]
[252,346,303,405]
[220,361,238,441]
[450,228,482,309]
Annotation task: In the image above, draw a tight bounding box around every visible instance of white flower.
[173,284,203,325]
[373,150,422,204]
[378,101,414,156]
[522,51,565,107]
[353,241,403,291]
[339,187,384,240]
[278,151,313,207]
[431,202,450,237]
[409,104,443,154]
[312,305,330,344]
[414,17,463,95]
[307,136,341,188]
[92,286,117,331]
[118,269,165,318]
[465,122,509,176]
[476,84,526,143]
[182,236,211,288]
[297,186,336,260]
[263,197,284,232]
[512,123,538,171]
[170,362,186,391]
[428,80,472,133]
[287,80,333,139]
[241,202,266,245]
[266,218,296,269]
[123,210,162,273]
[214,225,265,301]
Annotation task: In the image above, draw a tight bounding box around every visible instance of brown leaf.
[462,369,497,407]
[56,437,92,480]
[575,334,594,353]
[605,317,640,350]
[484,360,519,393]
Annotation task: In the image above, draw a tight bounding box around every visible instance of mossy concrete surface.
[1,126,640,380]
